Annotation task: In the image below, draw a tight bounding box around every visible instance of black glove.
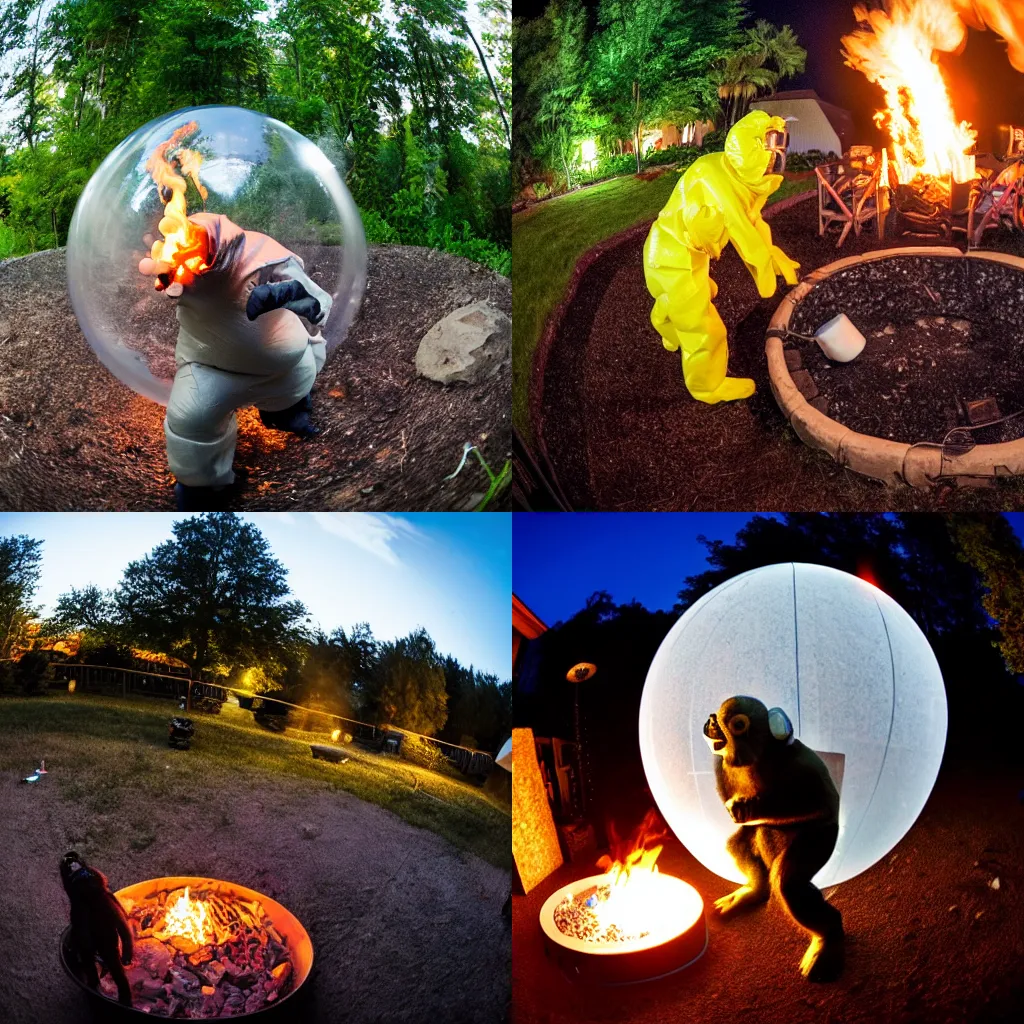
[246,279,323,324]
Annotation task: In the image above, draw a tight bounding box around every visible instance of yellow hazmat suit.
[643,110,800,403]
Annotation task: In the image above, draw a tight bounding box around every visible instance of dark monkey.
[60,851,135,1005]
[704,696,843,981]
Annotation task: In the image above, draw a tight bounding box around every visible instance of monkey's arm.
[727,795,833,826]
[109,894,134,964]
[727,759,838,825]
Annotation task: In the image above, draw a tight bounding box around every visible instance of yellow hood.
[724,110,787,185]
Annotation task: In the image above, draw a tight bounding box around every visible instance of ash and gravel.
[552,884,648,944]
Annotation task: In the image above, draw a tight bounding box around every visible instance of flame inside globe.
[66,105,367,405]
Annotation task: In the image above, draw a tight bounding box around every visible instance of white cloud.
[309,513,422,566]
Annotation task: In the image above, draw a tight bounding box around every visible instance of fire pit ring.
[60,876,314,1021]
[539,874,707,985]
[766,246,1024,488]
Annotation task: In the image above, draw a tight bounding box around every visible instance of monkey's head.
[703,696,794,767]
[60,851,110,900]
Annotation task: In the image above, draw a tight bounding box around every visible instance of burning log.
[96,884,295,1018]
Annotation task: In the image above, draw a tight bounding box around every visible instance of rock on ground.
[416,301,511,384]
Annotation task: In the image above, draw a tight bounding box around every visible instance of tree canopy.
[0,533,43,659]
[512,0,804,193]
[0,0,510,273]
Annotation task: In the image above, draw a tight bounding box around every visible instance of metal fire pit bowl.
[60,876,314,1022]
[539,873,707,985]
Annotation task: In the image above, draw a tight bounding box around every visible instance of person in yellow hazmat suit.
[643,109,800,403]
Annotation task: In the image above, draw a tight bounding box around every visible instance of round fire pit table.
[766,246,1024,488]
[60,876,314,1022]
[539,873,707,985]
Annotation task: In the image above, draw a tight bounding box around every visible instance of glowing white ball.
[639,563,947,886]
[67,105,367,405]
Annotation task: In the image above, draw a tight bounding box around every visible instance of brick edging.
[766,246,1024,487]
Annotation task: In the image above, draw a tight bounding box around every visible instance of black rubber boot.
[173,469,248,511]
[258,393,320,438]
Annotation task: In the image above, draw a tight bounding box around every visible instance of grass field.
[0,693,511,869]
[512,171,817,439]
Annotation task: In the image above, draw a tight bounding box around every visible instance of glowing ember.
[143,121,212,290]
[331,728,341,742]
[157,886,214,947]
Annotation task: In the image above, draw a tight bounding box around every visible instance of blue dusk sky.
[515,513,1024,628]
[0,513,511,679]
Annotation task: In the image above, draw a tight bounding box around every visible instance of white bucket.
[815,313,866,362]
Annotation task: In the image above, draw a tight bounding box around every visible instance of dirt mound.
[0,246,510,510]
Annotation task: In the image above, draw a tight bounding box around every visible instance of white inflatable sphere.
[66,105,367,405]
[639,562,947,887]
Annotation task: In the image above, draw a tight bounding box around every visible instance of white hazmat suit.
[142,212,334,489]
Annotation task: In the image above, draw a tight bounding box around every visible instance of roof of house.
[759,89,856,148]
[513,595,547,640]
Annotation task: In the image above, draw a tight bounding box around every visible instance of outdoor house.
[751,89,855,155]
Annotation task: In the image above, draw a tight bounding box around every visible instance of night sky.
[516,0,1024,151]
[514,513,1024,627]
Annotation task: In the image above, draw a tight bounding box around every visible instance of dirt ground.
[534,195,1024,510]
[512,759,1024,1024]
[0,717,511,1022]
[0,245,510,510]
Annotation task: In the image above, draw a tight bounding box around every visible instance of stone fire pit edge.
[766,246,1024,488]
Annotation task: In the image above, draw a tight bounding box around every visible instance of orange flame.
[585,810,673,939]
[842,1,977,184]
[145,121,211,289]
[843,1,1024,186]
[159,886,214,946]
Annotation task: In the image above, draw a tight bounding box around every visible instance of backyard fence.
[49,662,496,776]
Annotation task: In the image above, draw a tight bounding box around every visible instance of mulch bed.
[534,195,1024,510]
[0,245,510,510]
[796,316,1024,445]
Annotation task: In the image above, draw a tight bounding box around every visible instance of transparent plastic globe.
[639,563,947,887]
[66,105,367,405]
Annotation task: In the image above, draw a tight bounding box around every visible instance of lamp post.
[566,662,597,817]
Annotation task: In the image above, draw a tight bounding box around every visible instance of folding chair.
[968,159,1024,247]
[816,162,856,247]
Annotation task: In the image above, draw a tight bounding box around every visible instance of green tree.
[589,0,738,174]
[366,626,447,735]
[107,513,307,680]
[950,515,1024,674]
[716,19,806,128]
[0,534,43,659]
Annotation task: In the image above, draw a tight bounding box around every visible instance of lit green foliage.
[0,0,509,273]
[950,515,1024,675]
[512,1,804,195]
[716,19,807,128]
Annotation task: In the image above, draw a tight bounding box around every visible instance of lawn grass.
[0,694,511,869]
[512,170,818,440]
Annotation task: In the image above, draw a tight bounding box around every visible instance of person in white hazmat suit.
[139,212,334,511]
